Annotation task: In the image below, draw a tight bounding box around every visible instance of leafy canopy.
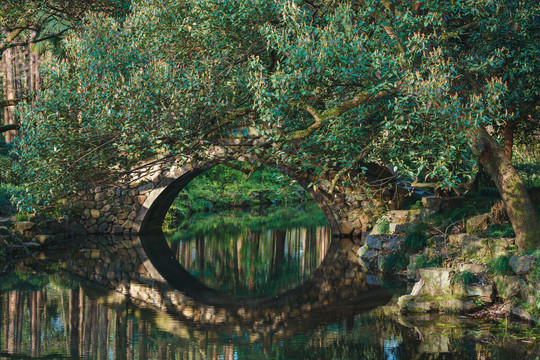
[16,0,540,203]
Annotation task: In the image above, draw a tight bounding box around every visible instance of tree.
[0,0,131,141]
[17,0,540,249]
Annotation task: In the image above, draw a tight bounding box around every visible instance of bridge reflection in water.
[0,226,394,359]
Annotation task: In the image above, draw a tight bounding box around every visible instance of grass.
[164,164,309,228]
[402,223,428,253]
[488,255,514,276]
[452,270,480,285]
[415,254,444,268]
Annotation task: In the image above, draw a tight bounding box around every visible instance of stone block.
[465,213,491,233]
[418,268,455,296]
[138,183,155,194]
[456,263,487,274]
[134,195,146,205]
[494,275,521,299]
[339,220,353,235]
[366,235,384,249]
[35,235,56,246]
[384,237,402,249]
[94,192,107,202]
[509,255,536,275]
[97,222,109,233]
[389,223,408,234]
[464,284,495,303]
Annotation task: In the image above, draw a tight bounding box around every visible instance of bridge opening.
[159,164,332,298]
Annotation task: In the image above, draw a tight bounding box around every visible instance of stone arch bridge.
[68,140,403,237]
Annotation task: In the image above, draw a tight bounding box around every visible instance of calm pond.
[0,203,538,359]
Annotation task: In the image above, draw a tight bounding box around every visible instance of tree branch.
[0,124,20,133]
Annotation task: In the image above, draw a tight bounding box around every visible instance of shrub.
[380,253,408,274]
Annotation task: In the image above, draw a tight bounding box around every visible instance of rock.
[389,223,408,234]
[464,284,495,303]
[366,235,384,249]
[138,183,155,194]
[422,197,442,209]
[68,222,86,235]
[133,195,146,205]
[112,225,124,234]
[94,192,107,202]
[411,278,424,296]
[35,234,56,246]
[13,221,35,233]
[0,220,13,227]
[418,268,455,296]
[0,226,10,236]
[25,241,42,248]
[384,237,402,249]
[456,263,487,274]
[122,220,134,230]
[465,213,491,233]
[448,233,472,247]
[511,307,537,322]
[407,261,421,281]
[339,220,353,235]
[97,222,109,233]
[438,299,478,312]
[90,209,101,219]
[494,275,521,299]
[509,255,536,275]
[386,210,421,224]
[461,235,488,258]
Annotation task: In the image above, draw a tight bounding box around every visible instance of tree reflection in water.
[165,204,331,297]
[0,272,538,360]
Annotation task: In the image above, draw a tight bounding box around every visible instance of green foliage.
[402,224,428,253]
[452,271,480,286]
[483,224,515,239]
[14,0,540,208]
[164,165,307,227]
[380,253,408,274]
[0,184,25,216]
[14,211,29,221]
[372,217,390,235]
[528,250,540,282]
[415,254,444,269]
[513,145,540,188]
[488,255,514,276]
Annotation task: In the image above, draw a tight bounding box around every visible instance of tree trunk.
[3,47,17,143]
[503,119,515,160]
[472,126,540,250]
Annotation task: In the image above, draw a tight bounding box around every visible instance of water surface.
[0,203,538,359]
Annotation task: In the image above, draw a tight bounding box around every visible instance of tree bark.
[471,125,540,250]
[503,118,514,160]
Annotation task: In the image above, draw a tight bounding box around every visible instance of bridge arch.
[132,161,340,235]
